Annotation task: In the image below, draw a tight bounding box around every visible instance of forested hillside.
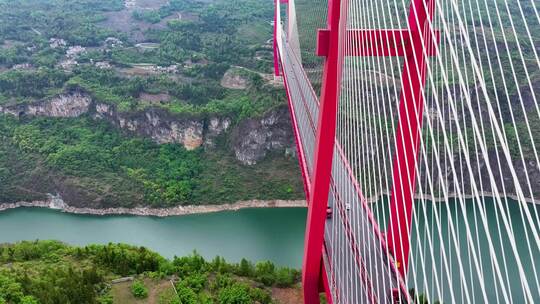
[0,0,304,208]
[0,240,302,304]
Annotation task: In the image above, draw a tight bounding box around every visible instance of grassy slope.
[0,240,302,304]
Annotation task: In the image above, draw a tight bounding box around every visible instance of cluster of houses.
[14,35,184,75]
[105,37,123,48]
[49,38,67,49]
[125,0,136,8]
[60,45,86,70]
[12,63,32,70]
[151,65,179,74]
[49,37,123,70]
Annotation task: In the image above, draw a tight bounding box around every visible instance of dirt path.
[147,280,171,304]
[111,278,174,303]
[272,287,304,304]
[30,28,42,36]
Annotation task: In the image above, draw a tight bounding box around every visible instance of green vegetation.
[0,0,277,111]
[0,0,124,47]
[0,240,301,304]
[130,280,148,299]
[0,115,302,207]
[0,0,303,208]
[62,65,285,118]
[132,10,162,24]
[0,0,278,113]
[0,69,68,103]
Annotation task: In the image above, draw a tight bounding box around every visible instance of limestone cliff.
[1,92,91,118]
[231,106,295,165]
[1,91,294,164]
[95,104,205,150]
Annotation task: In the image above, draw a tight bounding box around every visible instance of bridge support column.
[302,0,345,302]
[272,0,280,76]
[386,0,437,279]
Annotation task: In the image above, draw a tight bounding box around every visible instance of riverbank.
[0,204,307,266]
[1,191,534,217]
[0,196,307,217]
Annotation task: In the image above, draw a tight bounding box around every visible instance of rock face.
[221,68,249,89]
[436,150,540,199]
[231,106,295,165]
[6,92,91,118]
[103,108,205,150]
[0,91,293,163]
[205,117,231,147]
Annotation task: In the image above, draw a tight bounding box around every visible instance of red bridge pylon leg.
[386,0,437,279]
[301,0,345,302]
[273,0,280,77]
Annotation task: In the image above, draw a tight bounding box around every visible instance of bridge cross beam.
[316,29,439,57]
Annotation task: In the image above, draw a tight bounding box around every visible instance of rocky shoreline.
[0,197,307,217]
[1,191,533,218]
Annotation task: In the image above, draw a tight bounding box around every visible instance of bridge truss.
[273,0,540,303]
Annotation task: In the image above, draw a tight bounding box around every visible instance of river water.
[1,198,539,302]
[372,196,540,302]
[0,207,307,267]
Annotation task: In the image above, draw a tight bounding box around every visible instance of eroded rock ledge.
[0,90,295,165]
[231,106,295,165]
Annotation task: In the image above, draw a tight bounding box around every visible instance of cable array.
[294,0,328,96]
[277,0,540,302]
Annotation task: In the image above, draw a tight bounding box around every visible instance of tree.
[250,74,264,89]
[20,296,39,304]
[98,293,114,304]
[237,258,254,277]
[0,274,24,303]
[275,267,300,287]
[254,261,276,286]
[249,288,271,304]
[180,273,207,293]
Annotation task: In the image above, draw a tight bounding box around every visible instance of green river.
[0,207,307,267]
[1,198,539,302]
